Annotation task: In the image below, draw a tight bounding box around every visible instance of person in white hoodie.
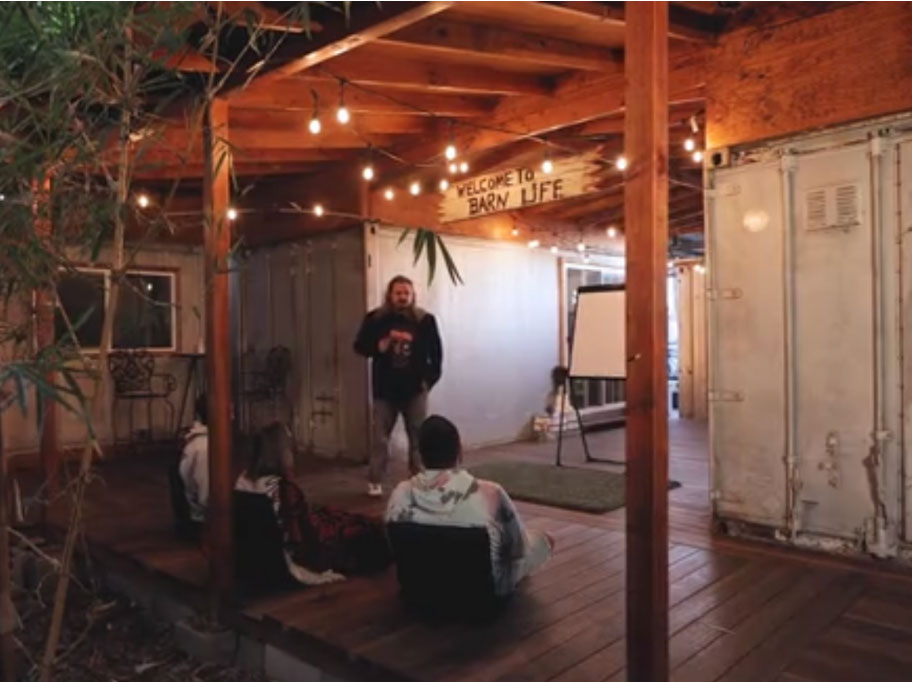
[179,394,209,525]
[386,415,554,596]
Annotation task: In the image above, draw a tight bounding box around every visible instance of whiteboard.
[569,285,626,379]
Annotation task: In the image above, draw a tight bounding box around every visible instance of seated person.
[386,415,554,596]
[235,422,392,586]
[178,394,209,530]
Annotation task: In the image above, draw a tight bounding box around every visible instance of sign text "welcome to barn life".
[438,152,599,223]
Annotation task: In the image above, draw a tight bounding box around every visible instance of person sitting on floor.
[235,422,392,586]
[177,394,209,535]
[385,415,554,596]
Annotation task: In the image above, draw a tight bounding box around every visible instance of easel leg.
[555,383,568,467]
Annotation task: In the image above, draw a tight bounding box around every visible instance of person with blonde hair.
[354,275,443,497]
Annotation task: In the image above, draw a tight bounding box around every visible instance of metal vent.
[805,183,861,231]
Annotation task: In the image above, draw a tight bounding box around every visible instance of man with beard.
[354,275,443,497]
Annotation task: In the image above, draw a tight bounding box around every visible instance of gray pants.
[368,392,427,484]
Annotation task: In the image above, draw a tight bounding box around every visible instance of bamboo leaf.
[426,231,437,284]
[397,227,412,246]
[438,235,464,285]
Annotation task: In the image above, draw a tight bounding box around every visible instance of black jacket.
[353,306,443,401]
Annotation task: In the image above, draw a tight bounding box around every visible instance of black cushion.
[387,522,506,621]
[233,491,297,596]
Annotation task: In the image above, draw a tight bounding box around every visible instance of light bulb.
[226,207,238,221]
[362,165,374,181]
[308,117,321,135]
[336,106,350,124]
[576,241,586,252]
[409,181,421,196]
[445,144,457,160]
[541,158,554,174]
[511,227,519,237]
[439,178,449,191]
[615,156,628,171]
[528,239,540,249]
[695,264,706,274]
[550,245,559,254]
[607,226,618,238]
[0,194,5,201]
[448,162,458,174]
[313,203,324,217]
[693,150,704,163]
[459,161,469,174]
[136,194,150,208]
[684,138,695,152]
[383,188,395,201]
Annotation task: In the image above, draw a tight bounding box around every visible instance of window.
[56,268,177,351]
[563,262,625,411]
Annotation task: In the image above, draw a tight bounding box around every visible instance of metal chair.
[108,351,176,452]
[240,345,292,433]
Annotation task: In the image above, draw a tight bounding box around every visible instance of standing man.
[354,275,443,497]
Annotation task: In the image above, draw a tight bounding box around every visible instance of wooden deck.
[51,420,912,682]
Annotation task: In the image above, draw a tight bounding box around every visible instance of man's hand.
[378,336,392,353]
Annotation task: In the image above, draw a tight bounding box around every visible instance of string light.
[511,227,519,237]
[576,241,586,252]
[439,178,449,191]
[336,81,350,125]
[444,143,457,161]
[313,203,324,217]
[692,150,704,163]
[0,194,5,202]
[226,207,238,221]
[607,226,618,238]
[528,239,540,249]
[448,162,458,174]
[459,161,469,174]
[695,263,706,274]
[409,181,421,196]
[362,164,375,181]
[136,193,150,208]
[684,138,695,152]
[383,187,395,201]
[308,116,321,135]
[550,245,559,254]
[615,156,628,171]
[541,157,554,174]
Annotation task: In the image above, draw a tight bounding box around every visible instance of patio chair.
[108,350,176,452]
[240,345,292,433]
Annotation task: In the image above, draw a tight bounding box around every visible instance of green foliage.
[397,227,464,286]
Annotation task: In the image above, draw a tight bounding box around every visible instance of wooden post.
[33,176,59,498]
[202,97,234,608]
[624,3,670,682]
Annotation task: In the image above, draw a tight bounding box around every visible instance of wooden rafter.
[556,1,724,43]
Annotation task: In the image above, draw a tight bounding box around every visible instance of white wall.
[369,226,560,449]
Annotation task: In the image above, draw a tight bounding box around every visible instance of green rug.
[467,461,681,514]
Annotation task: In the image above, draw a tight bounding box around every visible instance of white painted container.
[707,115,912,559]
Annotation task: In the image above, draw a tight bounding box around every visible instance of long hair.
[382,275,416,313]
[247,422,293,480]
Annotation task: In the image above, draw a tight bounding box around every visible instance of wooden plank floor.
[46,420,912,682]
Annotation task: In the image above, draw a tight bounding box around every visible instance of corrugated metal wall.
[708,117,912,558]
[239,227,368,460]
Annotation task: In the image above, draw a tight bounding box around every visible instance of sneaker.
[367,483,383,498]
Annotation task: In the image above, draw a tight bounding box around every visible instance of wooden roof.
[138,2,773,254]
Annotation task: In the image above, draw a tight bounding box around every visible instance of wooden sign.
[438,152,600,223]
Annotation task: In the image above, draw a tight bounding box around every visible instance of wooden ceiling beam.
[553,2,723,43]
[378,17,622,72]
[228,109,430,136]
[229,81,495,117]
[236,2,454,91]
[306,51,553,96]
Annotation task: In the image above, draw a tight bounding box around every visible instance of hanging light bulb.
[615,156,628,171]
[576,241,586,252]
[550,245,559,255]
[383,187,395,201]
[439,178,449,191]
[459,161,469,174]
[528,239,540,249]
[541,157,554,174]
[684,138,695,152]
[448,162,458,174]
[409,181,421,196]
[444,143,457,161]
[308,116,321,135]
[313,203,324,217]
[692,150,704,163]
[607,226,618,238]
[362,164,374,181]
[336,80,350,124]
[136,193,150,208]
[0,194,5,202]
[226,207,238,221]
[511,227,519,237]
